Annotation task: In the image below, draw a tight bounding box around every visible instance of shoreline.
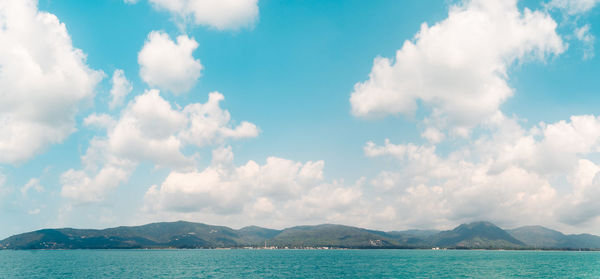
[2,247,600,252]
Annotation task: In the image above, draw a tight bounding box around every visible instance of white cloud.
[362,113,600,231]
[148,0,259,30]
[421,128,445,144]
[62,90,258,203]
[60,137,136,204]
[212,145,234,165]
[144,156,326,214]
[143,151,371,228]
[575,24,595,59]
[350,0,565,136]
[84,113,117,130]
[0,0,103,163]
[61,164,131,203]
[557,159,600,225]
[179,92,259,146]
[138,114,600,231]
[108,89,192,169]
[547,0,600,14]
[109,69,133,109]
[138,31,202,94]
[20,178,43,196]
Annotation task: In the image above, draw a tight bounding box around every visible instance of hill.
[0,221,414,249]
[268,224,403,248]
[509,226,600,249]
[2,220,600,250]
[428,221,524,248]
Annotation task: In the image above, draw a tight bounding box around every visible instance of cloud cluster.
[61,90,258,203]
[148,0,259,30]
[143,148,372,228]
[138,31,202,94]
[350,0,565,137]
[129,0,600,232]
[363,114,600,230]
[8,0,600,234]
[144,152,325,214]
[338,0,600,231]
[0,0,103,163]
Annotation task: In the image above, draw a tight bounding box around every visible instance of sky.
[1,0,600,239]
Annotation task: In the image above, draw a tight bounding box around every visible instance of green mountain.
[509,226,600,249]
[428,221,524,248]
[268,224,403,248]
[0,222,413,249]
[0,221,245,249]
[2,220,599,250]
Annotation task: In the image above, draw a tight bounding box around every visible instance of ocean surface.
[1,249,600,278]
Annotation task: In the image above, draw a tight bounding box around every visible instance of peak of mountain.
[429,221,524,248]
[1,221,599,250]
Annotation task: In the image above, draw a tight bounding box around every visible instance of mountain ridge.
[2,220,600,250]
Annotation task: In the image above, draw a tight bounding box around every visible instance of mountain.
[268,224,404,248]
[564,234,600,249]
[0,221,246,249]
[508,226,566,248]
[0,222,414,249]
[509,226,600,249]
[2,220,599,250]
[428,221,524,248]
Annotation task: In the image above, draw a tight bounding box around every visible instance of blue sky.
[2,0,600,239]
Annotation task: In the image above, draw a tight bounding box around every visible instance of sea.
[1,249,599,278]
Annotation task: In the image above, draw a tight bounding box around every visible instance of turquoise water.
[1,249,600,278]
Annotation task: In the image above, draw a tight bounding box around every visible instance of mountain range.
[2,221,600,250]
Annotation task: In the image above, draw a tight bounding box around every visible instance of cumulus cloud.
[144,156,326,214]
[143,150,372,228]
[148,0,259,30]
[557,159,600,225]
[362,113,600,230]
[138,31,202,94]
[0,0,103,163]
[109,69,133,109]
[180,92,259,146]
[61,165,131,203]
[61,90,258,203]
[136,114,600,231]
[107,89,192,169]
[350,0,565,137]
